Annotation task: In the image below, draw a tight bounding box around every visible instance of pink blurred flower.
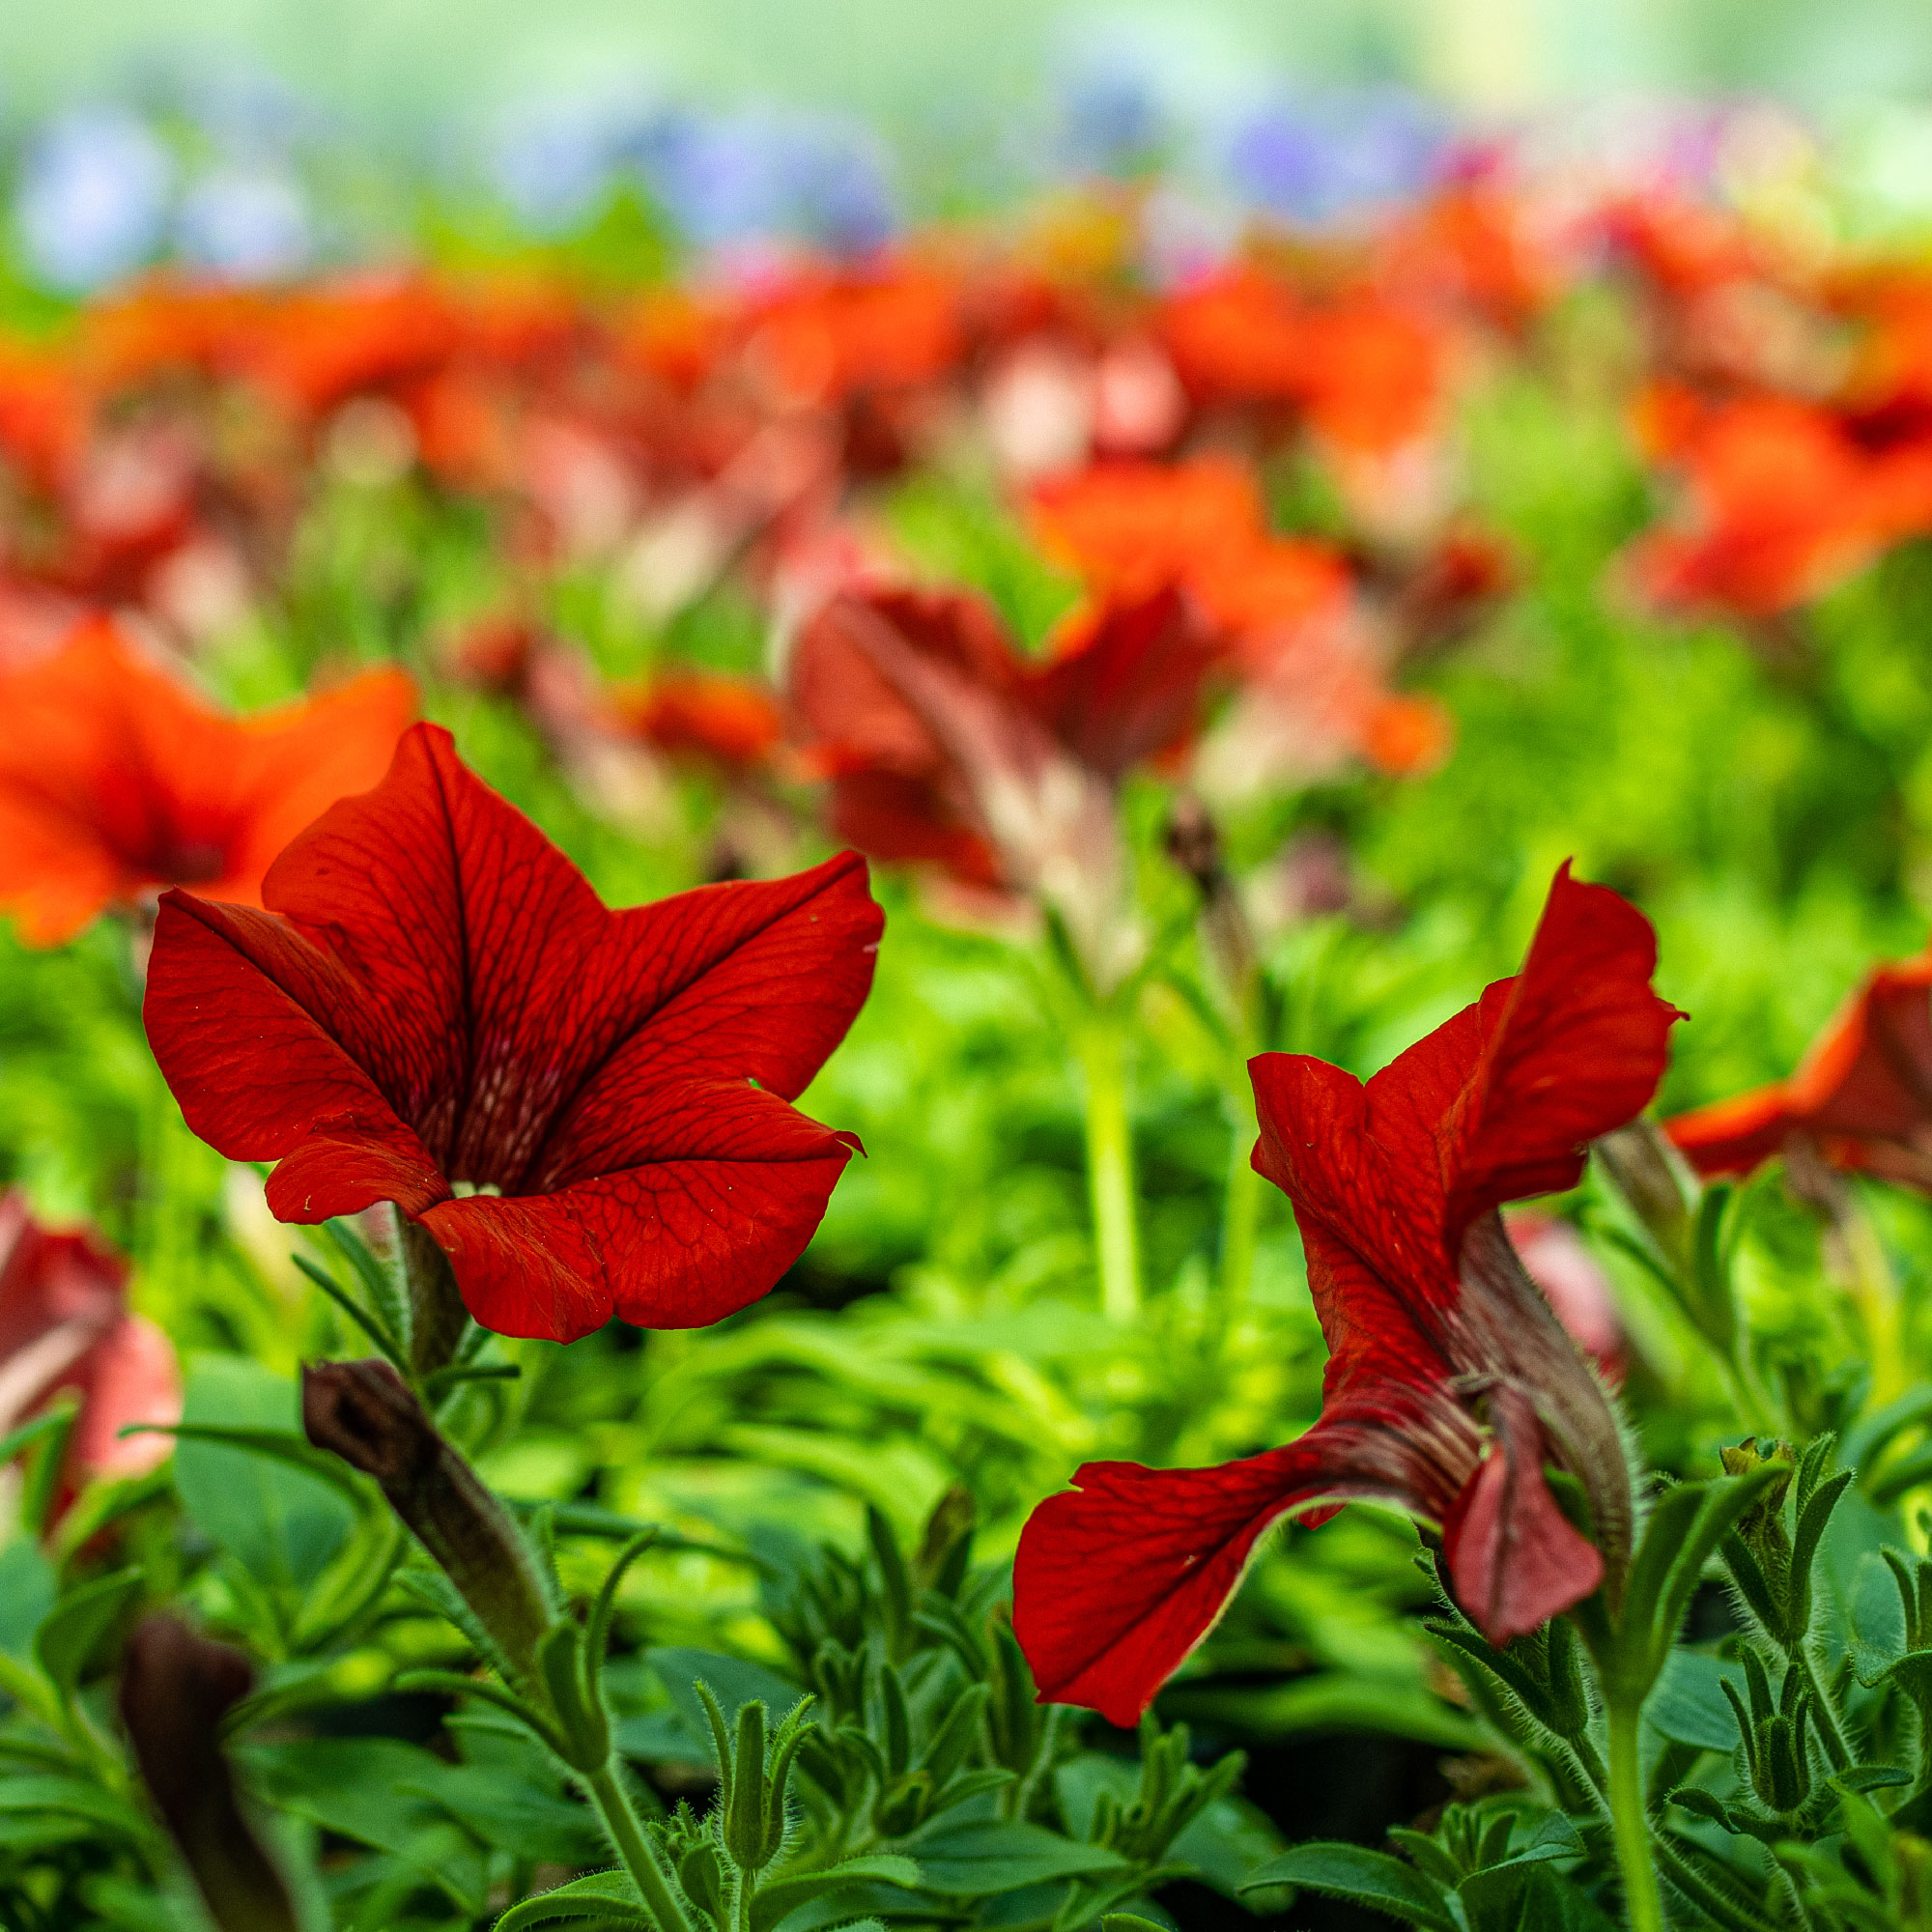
[0,1191,181,1504]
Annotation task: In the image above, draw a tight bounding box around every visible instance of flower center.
[449,1179,502,1199]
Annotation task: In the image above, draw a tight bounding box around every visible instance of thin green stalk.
[1217,1097,1261,1310]
[1795,1648,1852,1774]
[1840,1196,1907,1408]
[1607,1697,1667,1932]
[1076,1019,1141,1324]
[584,1760,693,1932]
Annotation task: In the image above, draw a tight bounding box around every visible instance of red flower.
[0,1192,182,1502]
[0,620,414,946]
[613,669,786,776]
[143,724,882,1344]
[787,582,1219,983]
[1666,947,1932,1191]
[1013,866,1678,1724]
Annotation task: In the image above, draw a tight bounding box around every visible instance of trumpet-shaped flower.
[1013,866,1678,1724]
[1667,947,1932,1191]
[0,621,414,946]
[143,724,881,1343]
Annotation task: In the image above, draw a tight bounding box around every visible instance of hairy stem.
[1794,1646,1852,1773]
[1076,1019,1141,1324]
[1607,1696,1667,1932]
[584,1760,693,1932]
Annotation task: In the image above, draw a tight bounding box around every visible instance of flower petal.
[1442,1387,1605,1642]
[421,1080,859,1342]
[143,892,446,1210]
[1013,1402,1471,1727]
[1435,863,1683,1241]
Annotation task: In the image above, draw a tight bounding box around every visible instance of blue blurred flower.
[176,168,312,278]
[490,97,630,230]
[1226,93,1447,223]
[14,107,174,292]
[641,109,895,254]
[1060,44,1169,175]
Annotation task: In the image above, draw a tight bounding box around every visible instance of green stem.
[1606,1697,1667,1932]
[1076,1019,1141,1324]
[1217,1089,1261,1311]
[1794,1646,1852,1773]
[1841,1194,1907,1408]
[585,1760,693,1932]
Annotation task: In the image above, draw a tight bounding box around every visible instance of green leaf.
[0,1774,152,1843]
[896,1817,1126,1896]
[1238,1843,1456,1930]
[171,1357,357,1593]
[750,1854,922,1932]
[647,1646,804,1762]
[1648,1649,1748,1751]
[492,1871,652,1930]
[32,1567,142,1697]
[0,1537,57,1659]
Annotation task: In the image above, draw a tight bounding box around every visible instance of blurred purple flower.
[176,168,312,278]
[1227,93,1447,223]
[14,107,174,292]
[490,98,631,230]
[640,109,895,254]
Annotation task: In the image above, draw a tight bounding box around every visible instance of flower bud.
[119,1614,299,1932]
[302,1357,552,1685]
[1594,1118,1697,1270]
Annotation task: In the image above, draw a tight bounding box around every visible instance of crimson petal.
[146,724,881,1341]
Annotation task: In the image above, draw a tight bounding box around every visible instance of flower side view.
[1666,944,1932,1191]
[1012,864,1681,1725]
[0,618,414,945]
[143,722,883,1343]
[786,581,1219,990]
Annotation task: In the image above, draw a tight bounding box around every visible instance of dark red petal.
[264,1116,450,1224]
[143,893,439,1192]
[1441,864,1681,1237]
[1665,1084,1795,1177]
[419,1080,859,1343]
[1786,952,1932,1140]
[258,724,609,1178]
[1012,1398,1475,1727]
[1251,1050,1461,1324]
[1026,586,1224,779]
[1441,1388,1605,1642]
[562,852,883,1131]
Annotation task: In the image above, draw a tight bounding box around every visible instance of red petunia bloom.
[0,1192,182,1503]
[1626,386,1932,619]
[787,582,1219,983]
[143,724,882,1344]
[0,621,415,946]
[1666,946,1932,1191]
[1013,866,1678,1724]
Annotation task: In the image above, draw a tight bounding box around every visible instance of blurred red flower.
[143,723,882,1344]
[1667,946,1932,1191]
[790,582,1217,871]
[0,620,414,946]
[613,668,786,776]
[0,1192,181,1504]
[1013,865,1678,1723]
[1628,385,1932,618]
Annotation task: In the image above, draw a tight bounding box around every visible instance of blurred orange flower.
[0,620,414,945]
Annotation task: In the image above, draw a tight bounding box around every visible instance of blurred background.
[7,0,1932,301]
